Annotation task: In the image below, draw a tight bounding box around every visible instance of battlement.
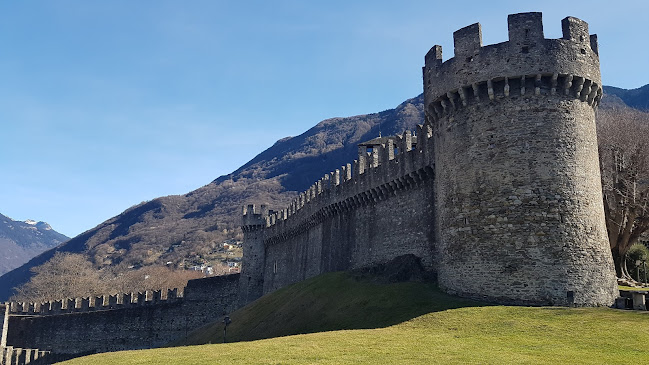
[453,23,482,57]
[242,204,270,230]
[4,288,182,316]
[1,346,53,365]
[508,13,545,45]
[423,12,601,114]
[247,125,434,245]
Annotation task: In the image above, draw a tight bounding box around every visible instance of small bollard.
[223,315,232,343]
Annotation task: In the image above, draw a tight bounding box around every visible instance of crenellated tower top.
[241,204,269,231]
[423,12,602,122]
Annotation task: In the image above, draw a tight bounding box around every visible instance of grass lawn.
[174,271,482,345]
[60,273,649,364]
[619,285,649,291]
[60,306,649,365]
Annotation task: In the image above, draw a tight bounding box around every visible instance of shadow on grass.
[170,260,489,347]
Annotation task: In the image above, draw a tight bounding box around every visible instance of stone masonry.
[241,12,618,307]
[0,274,239,361]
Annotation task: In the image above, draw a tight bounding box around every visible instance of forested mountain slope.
[1,83,646,301]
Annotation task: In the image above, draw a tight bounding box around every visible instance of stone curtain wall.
[263,176,435,294]
[2,274,239,356]
[242,127,436,299]
[425,13,617,306]
[6,302,185,354]
[182,274,240,330]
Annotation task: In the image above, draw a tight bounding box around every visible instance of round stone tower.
[424,12,617,306]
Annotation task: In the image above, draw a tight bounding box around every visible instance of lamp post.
[223,316,232,343]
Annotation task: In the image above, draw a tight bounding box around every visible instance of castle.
[239,12,617,307]
[1,13,619,364]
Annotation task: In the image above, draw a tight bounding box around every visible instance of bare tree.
[598,108,649,279]
[105,266,203,295]
[11,253,206,302]
[11,252,107,302]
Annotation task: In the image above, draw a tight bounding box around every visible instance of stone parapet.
[6,288,183,316]
[257,126,434,247]
[423,13,601,115]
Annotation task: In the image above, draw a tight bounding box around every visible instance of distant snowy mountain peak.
[0,213,69,277]
[20,220,52,230]
[35,222,52,230]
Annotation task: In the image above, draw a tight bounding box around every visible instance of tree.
[598,108,649,279]
[11,252,107,302]
[11,252,206,303]
[625,243,649,283]
[104,265,203,295]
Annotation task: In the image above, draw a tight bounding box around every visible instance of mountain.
[0,95,424,301]
[0,214,69,276]
[1,82,647,301]
[603,84,649,110]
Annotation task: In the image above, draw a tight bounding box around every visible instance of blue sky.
[1,1,647,237]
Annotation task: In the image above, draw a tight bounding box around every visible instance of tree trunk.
[622,257,632,280]
[613,251,624,278]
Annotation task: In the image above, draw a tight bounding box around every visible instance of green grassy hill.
[174,271,481,345]
[60,271,649,364]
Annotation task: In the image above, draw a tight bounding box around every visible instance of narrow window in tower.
[273,260,278,274]
[522,46,529,54]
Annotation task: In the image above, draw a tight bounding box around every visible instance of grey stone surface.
[241,12,617,307]
[1,304,7,349]
[632,292,646,310]
[428,12,616,306]
[1,274,239,356]
[241,128,436,299]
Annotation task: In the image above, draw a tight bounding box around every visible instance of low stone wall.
[1,274,240,357]
[6,301,186,354]
[618,290,649,311]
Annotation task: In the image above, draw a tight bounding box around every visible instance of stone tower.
[424,12,617,306]
[239,204,269,306]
